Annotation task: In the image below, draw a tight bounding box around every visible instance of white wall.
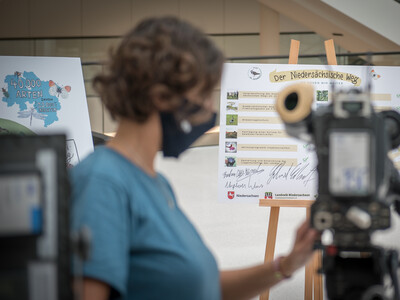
[0,0,311,40]
[321,0,400,46]
[0,0,261,38]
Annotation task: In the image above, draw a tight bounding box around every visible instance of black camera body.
[310,89,400,248]
[275,83,400,300]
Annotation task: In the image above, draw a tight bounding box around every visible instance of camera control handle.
[346,206,372,229]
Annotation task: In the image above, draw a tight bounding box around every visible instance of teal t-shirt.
[70,146,221,300]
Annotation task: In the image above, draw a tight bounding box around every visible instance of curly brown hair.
[93,16,224,123]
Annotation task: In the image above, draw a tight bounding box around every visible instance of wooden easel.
[259,39,338,300]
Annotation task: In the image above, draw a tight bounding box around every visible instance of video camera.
[275,81,400,300]
[0,134,93,300]
[0,134,72,300]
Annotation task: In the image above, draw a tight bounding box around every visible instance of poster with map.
[218,63,400,203]
[0,56,93,165]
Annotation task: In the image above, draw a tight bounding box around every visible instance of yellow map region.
[238,129,288,138]
[238,116,282,124]
[237,158,298,166]
[238,144,297,152]
[239,103,276,112]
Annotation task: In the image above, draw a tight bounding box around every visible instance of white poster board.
[218,63,400,203]
[0,56,93,166]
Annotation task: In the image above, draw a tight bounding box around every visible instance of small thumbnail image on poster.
[226,114,238,125]
[226,130,237,139]
[316,90,328,102]
[227,90,238,100]
[226,101,238,112]
[225,156,236,167]
[225,141,237,153]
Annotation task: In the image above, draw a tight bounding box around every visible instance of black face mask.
[160,111,217,158]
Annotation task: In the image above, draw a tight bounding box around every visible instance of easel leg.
[314,250,323,300]
[305,208,313,300]
[288,39,300,64]
[324,39,338,66]
[312,252,319,300]
[260,207,280,300]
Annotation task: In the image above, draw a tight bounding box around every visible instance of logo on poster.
[228,191,235,199]
[248,67,262,80]
[265,192,273,199]
[370,69,381,80]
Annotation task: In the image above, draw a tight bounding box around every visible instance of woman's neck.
[106,113,161,177]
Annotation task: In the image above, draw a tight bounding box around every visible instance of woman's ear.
[150,84,178,112]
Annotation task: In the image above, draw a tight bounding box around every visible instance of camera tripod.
[321,245,400,300]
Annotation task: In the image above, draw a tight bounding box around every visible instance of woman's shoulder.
[69,146,134,210]
[70,146,127,184]
[70,146,157,192]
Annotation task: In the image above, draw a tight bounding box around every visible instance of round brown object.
[275,83,314,124]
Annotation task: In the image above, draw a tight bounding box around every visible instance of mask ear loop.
[180,119,192,133]
[176,96,212,133]
[176,98,201,134]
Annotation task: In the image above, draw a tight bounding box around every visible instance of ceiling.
[258,0,400,53]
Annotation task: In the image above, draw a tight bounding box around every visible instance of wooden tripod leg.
[313,250,323,300]
[260,207,280,300]
[305,207,313,300]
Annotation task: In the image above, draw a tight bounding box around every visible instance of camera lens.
[314,211,333,230]
[285,92,298,111]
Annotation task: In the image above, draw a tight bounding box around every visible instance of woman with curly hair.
[71,16,318,300]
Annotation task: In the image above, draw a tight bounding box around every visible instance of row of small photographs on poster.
[226,130,237,139]
[223,90,330,166]
[226,101,238,112]
[227,89,329,101]
[225,141,237,153]
[227,89,329,105]
[227,91,238,100]
[225,156,236,167]
[225,92,239,167]
[226,114,238,125]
